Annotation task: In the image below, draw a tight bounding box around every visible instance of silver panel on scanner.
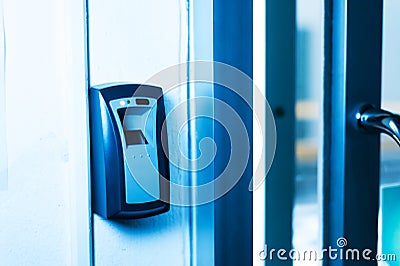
[110,98,160,204]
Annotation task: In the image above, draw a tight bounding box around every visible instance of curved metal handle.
[357,104,400,147]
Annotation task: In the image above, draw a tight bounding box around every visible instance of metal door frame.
[323,0,383,265]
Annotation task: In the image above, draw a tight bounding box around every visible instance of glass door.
[379,0,400,264]
[323,0,400,265]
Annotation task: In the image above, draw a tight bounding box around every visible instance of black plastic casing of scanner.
[89,83,170,219]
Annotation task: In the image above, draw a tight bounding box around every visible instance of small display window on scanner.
[124,129,148,145]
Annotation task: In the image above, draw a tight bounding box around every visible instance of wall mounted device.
[89,83,170,219]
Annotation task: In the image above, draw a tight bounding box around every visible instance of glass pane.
[293,0,324,265]
[379,0,400,265]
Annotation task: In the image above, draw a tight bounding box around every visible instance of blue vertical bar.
[265,1,296,265]
[213,1,253,265]
[323,0,383,265]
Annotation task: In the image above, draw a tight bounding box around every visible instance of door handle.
[357,104,400,147]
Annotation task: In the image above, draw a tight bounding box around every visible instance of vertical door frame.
[189,1,215,266]
[265,1,296,265]
[213,0,253,265]
[323,0,383,265]
[68,0,93,264]
[213,0,296,265]
[65,0,92,264]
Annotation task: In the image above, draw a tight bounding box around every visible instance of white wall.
[0,0,215,264]
[0,0,90,265]
[0,0,7,190]
[88,0,191,265]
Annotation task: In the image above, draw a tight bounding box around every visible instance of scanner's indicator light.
[119,100,126,106]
